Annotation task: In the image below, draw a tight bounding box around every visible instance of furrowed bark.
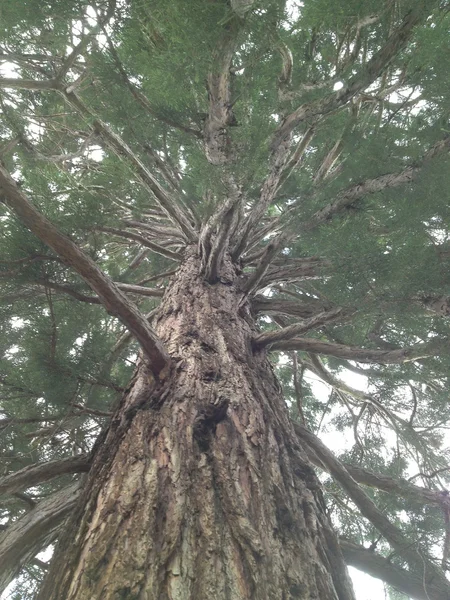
[340,539,450,600]
[37,252,356,600]
[0,483,80,596]
[0,166,170,377]
[269,336,446,364]
[0,456,90,497]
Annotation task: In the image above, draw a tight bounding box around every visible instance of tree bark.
[0,483,79,595]
[37,252,355,600]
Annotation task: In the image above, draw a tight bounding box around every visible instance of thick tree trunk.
[38,251,355,600]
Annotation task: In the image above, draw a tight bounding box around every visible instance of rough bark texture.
[37,251,355,600]
[0,483,79,595]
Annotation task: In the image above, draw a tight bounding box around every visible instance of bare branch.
[293,422,445,506]
[115,283,164,298]
[239,235,284,298]
[0,77,57,91]
[0,166,170,377]
[95,226,182,261]
[232,137,291,260]
[252,295,332,319]
[60,89,197,242]
[200,176,242,282]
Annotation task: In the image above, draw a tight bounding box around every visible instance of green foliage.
[1,0,450,598]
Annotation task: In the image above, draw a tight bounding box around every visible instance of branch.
[293,422,446,506]
[95,226,182,261]
[340,539,450,600]
[115,283,164,298]
[269,335,446,364]
[232,136,291,260]
[0,77,57,91]
[295,424,450,594]
[203,18,240,165]
[104,35,201,138]
[0,484,79,596]
[253,308,345,349]
[258,258,325,288]
[230,0,256,17]
[60,89,197,241]
[0,166,170,377]
[239,235,284,297]
[252,295,332,319]
[303,137,450,231]
[0,456,90,498]
[200,175,242,282]
[271,1,438,149]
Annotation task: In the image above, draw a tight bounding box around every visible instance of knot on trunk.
[193,398,229,451]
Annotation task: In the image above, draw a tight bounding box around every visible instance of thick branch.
[0,484,79,596]
[0,166,170,377]
[200,176,242,282]
[252,295,332,319]
[269,336,446,364]
[0,77,57,90]
[295,424,450,593]
[203,19,240,165]
[0,456,90,498]
[340,539,450,600]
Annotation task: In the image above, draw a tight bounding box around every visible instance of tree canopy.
[1,1,450,598]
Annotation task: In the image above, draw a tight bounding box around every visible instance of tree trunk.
[38,251,355,600]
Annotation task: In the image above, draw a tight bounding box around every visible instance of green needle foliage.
[0,1,450,598]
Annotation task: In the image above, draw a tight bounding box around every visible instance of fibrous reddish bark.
[38,252,355,600]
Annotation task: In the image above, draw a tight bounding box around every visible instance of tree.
[1,0,450,598]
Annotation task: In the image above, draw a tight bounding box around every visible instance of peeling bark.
[38,252,355,600]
